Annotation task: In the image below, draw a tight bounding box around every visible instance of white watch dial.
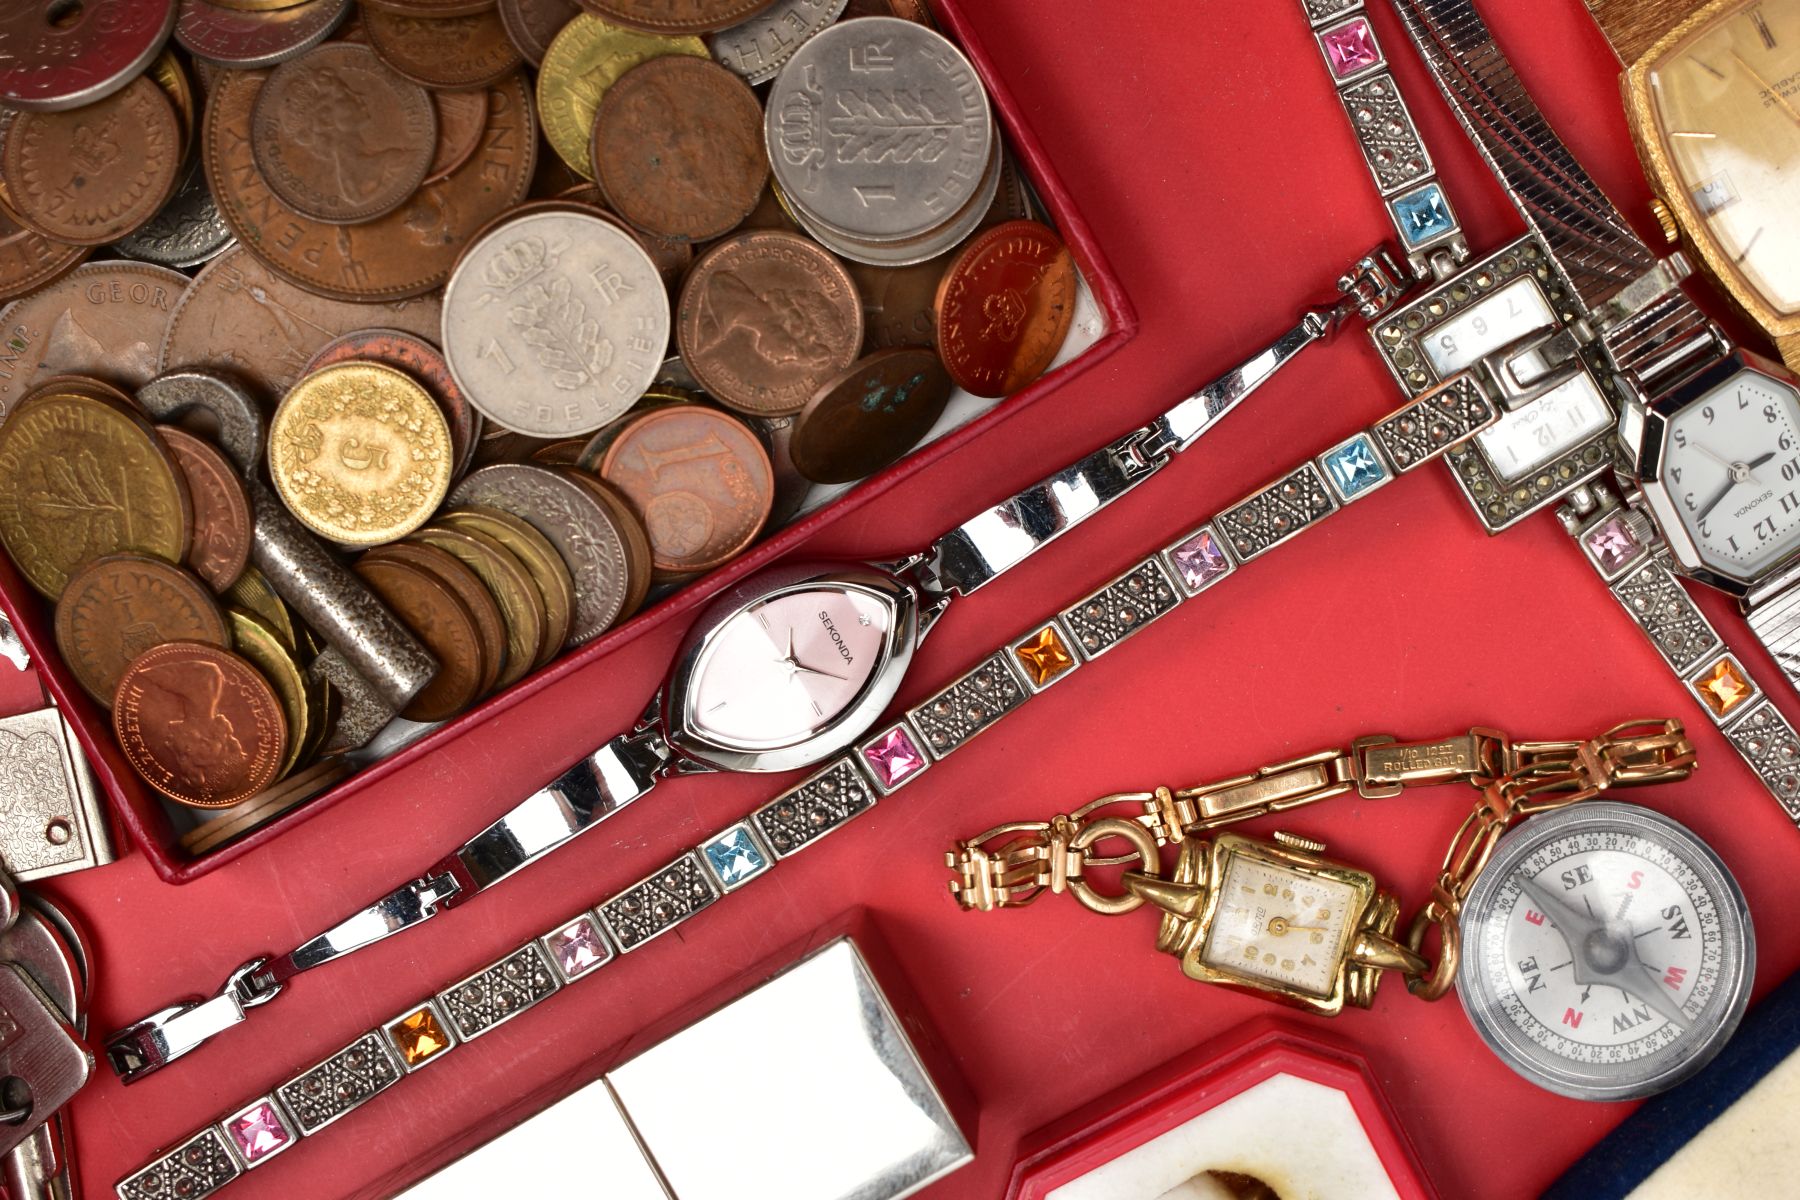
[1199,852,1362,999]
[1661,368,1800,576]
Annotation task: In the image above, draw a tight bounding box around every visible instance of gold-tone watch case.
[1153,833,1380,1018]
[1620,0,1800,367]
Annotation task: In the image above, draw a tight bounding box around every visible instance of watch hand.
[1692,442,1737,471]
[1695,477,1738,524]
[1731,50,1800,129]
[1744,450,1777,485]
[784,627,796,663]
[790,660,850,682]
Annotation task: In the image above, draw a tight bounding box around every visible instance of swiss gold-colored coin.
[225,566,299,654]
[536,14,706,180]
[438,505,574,664]
[0,389,193,598]
[228,607,311,780]
[412,524,545,692]
[269,362,453,548]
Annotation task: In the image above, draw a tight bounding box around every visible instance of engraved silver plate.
[1370,374,1495,472]
[1610,558,1723,675]
[116,1128,241,1200]
[0,706,114,880]
[1216,464,1340,562]
[1059,559,1181,661]
[1722,701,1800,821]
[439,944,560,1041]
[276,1031,403,1134]
[751,756,877,857]
[598,852,723,953]
[906,650,1029,757]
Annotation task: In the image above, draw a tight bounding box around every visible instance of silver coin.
[111,159,236,270]
[0,260,191,419]
[175,0,351,69]
[766,17,993,243]
[0,0,177,112]
[709,0,849,86]
[791,138,1001,266]
[442,211,670,438]
[448,464,633,645]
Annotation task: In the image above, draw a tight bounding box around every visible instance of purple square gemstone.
[1585,514,1642,572]
[1169,528,1231,592]
[548,916,612,979]
[226,1101,293,1166]
[1320,17,1382,79]
[863,726,926,789]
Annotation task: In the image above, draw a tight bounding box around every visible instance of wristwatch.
[105,249,1413,1082]
[1586,0,1799,372]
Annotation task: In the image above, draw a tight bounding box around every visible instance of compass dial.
[1458,803,1753,1100]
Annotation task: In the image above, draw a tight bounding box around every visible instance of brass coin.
[412,523,544,690]
[268,362,454,547]
[251,43,439,225]
[596,406,770,578]
[536,14,706,179]
[228,607,311,778]
[147,50,198,162]
[560,468,652,618]
[350,554,486,722]
[790,347,951,484]
[55,553,229,705]
[225,566,299,653]
[438,505,573,664]
[362,8,524,91]
[301,328,481,482]
[363,539,507,698]
[159,426,254,592]
[179,756,349,857]
[114,640,288,809]
[297,666,335,766]
[0,389,193,597]
[4,77,183,247]
[591,56,768,242]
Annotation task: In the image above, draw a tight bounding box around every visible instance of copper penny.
[560,468,652,617]
[424,88,491,184]
[159,426,254,592]
[499,0,579,64]
[446,464,633,644]
[846,254,947,352]
[175,0,353,69]
[55,553,229,705]
[302,329,479,480]
[578,0,777,35]
[789,346,950,484]
[114,640,287,808]
[362,0,498,17]
[597,405,770,578]
[179,756,348,855]
[934,220,1076,399]
[438,504,573,663]
[4,77,183,248]
[0,389,193,598]
[158,246,444,403]
[840,0,932,21]
[363,540,506,698]
[0,260,190,420]
[363,8,524,91]
[592,56,767,242]
[412,523,544,689]
[676,231,863,416]
[351,554,485,721]
[252,44,438,225]
[204,69,535,303]
[0,205,87,308]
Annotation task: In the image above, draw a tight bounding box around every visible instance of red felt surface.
[33,1,1800,1197]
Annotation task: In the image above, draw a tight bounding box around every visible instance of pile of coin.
[0,0,1083,856]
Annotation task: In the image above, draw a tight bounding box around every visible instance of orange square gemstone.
[1015,627,1075,687]
[388,1006,451,1067]
[1694,657,1753,718]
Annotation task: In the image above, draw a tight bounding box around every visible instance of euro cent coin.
[113,641,287,808]
[0,0,177,112]
[443,210,669,437]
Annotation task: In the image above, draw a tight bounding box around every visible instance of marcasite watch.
[105,250,1413,1082]
[1586,0,1800,372]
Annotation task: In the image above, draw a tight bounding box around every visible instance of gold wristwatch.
[1586,0,1799,369]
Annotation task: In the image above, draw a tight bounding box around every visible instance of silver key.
[0,900,91,1198]
[0,964,89,1158]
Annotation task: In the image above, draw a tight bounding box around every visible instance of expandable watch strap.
[1581,0,1689,66]
[114,365,1506,1200]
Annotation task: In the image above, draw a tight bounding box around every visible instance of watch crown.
[1273,830,1326,854]
[1649,198,1680,246]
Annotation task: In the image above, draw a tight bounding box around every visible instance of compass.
[1457,802,1753,1100]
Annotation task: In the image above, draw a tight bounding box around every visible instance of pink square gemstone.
[1320,17,1382,79]
[1169,528,1231,592]
[226,1101,292,1166]
[863,726,926,789]
[1586,514,1641,572]
[548,917,611,978]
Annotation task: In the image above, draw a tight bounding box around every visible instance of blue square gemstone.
[1391,183,1456,247]
[702,825,769,890]
[1323,435,1387,499]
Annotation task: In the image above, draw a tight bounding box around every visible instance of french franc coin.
[442,211,670,438]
